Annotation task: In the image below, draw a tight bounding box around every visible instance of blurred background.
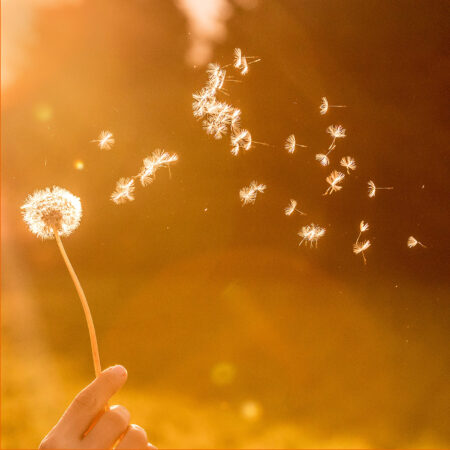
[2,0,449,448]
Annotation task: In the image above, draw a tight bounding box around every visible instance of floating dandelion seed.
[324,170,345,195]
[240,56,249,75]
[206,63,226,94]
[356,220,369,244]
[234,48,242,68]
[192,88,216,118]
[240,181,266,205]
[353,240,371,265]
[111,177,135,204]
[232,48,261,74]
[368,180,393,198]
[315,153,330,166]
[319,97,347,115]
[92,130,115,150]
[21,187,102,377]
[138,149,178,186]
[326,124,346,150]
[284,134,307,154]
[284,199,306,216]
[231,129,252,155]
[298,224,326,248]
[407,236,427,248]
[340,156,356,174]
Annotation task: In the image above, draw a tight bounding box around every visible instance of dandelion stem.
[53,228,102,378]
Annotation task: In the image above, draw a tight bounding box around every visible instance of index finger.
[58,365,128,436]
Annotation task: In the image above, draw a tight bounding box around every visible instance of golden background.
[2,0,449,448]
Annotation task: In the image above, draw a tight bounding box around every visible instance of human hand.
[39,365,155,449]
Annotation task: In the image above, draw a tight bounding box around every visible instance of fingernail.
[106,365,127,377]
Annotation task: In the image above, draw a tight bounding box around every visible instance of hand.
[39,365,155,449]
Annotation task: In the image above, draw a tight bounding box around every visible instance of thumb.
[59,365,128,436]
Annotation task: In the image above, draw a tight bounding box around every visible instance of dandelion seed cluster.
[193,48,268,155]
[21,186,82,239]
[111,149,178,204]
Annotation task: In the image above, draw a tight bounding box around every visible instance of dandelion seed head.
[111,177,135,204]
[21,186,82,239]
[327,124,346,139]
[320,97,329,115]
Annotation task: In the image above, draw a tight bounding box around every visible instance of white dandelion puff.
[284,134,307,154]
[407,236,427,248]
[21,186,82,239]
[92,131,115,150]
[340,156,357,174]
[111,178,135,204]
[324,170,345,195]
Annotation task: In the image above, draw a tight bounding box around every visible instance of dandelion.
[298,223,326,248]
[340,156,356,174]
[240,181,266,205]
[92,131,115,150]
[111,177,135,204]
[240,56,249,75]
[315,153,330,166]
[230,108,241,131]
[368,180,393,198]
[231,129,269,154]
[355,220,369,244]
[233,48,261,74]
[407,236,427,248]
[326,124,346,150]
[138,149,178,186]
[192,88,216,118]
[21,187,102,377]
[231,129,251,155]
[353,240,371,265]
[234,48,242,68]
[284,134,307,154]
[324,170,345,195]
[319,97,347,115]
[206,63,226,93]
[284,199,306,216]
